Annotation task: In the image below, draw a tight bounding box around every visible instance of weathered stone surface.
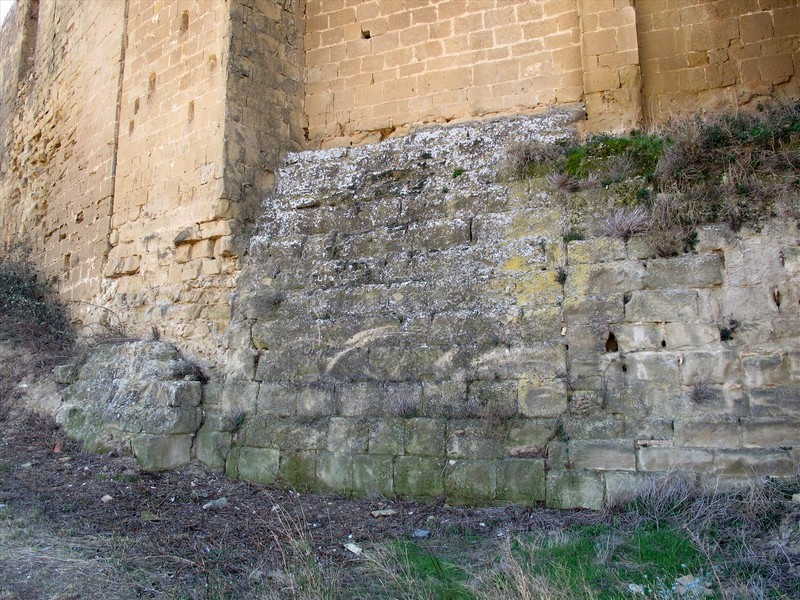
[568,441,636,471]
[316,451,353,491]
[352,454,394,496]
[278,450,318,491]
[497,459,546,503]
[713,449,796,477]
[237,447,280,485]
[567,238,626,264]
[131,434,193,471]
[546,471,604,510]
[637,447,715,472]
[445,460,497,503]
[61,341,206,464]
[643,254,723,289]
[368,418,405,455]
[625,290,700,322]
[446,420,505,459]
[327,418,368,454]
[674,420,741,448]
[394,456,445,497]
[195,427,232,471]
[741,419,800,448]
[405,418,446,457]
[518,379,567,418]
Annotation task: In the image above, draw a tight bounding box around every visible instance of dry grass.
[600,207,650,241]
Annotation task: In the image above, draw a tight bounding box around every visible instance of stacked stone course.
[190,113,800,507]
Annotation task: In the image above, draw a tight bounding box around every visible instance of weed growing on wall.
[511,101,800,251]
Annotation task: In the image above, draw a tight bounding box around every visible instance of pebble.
[202,497,229,510]
[412,529,430,539]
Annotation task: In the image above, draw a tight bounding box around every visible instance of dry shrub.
[545,171,578,193]
[600,207,650,241]
[0,251,73,360]
[506,141,565,178]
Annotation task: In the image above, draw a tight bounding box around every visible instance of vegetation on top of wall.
[511,102,800,255]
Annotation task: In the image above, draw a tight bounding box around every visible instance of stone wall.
[0,0,124,308]
[304,0,583,145]
[637,0,800,124]
[100,0,232,357]
[200,113,800,507]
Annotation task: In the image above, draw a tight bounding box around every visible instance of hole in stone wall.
[605,332,618,353]
[134,97,140,115]
[148,73,157,100]
[180,10,189,33]
[623,292,631,304]
[63,253,70,270]
[773,289,782,307]
[128,120,135,135]
[661,339,666,348]
[75,211,83,224]
[621,364,628,373]
[187,100,195,123]
[361,29,371,39]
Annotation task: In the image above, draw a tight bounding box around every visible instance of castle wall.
[102,0,232,355]
[304,0,584,146]
[637,0,800,123]
[0,0,125,307]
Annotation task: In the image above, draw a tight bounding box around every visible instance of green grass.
[509,101,800,247]
[388,540,476,600]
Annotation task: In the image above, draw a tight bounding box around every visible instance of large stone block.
[327,417,369,453]
[394,456,445,497]
[567,237,625,264]
[612,324,663,352]
[674,420,741,448]
[518,379,567,417]
[750,386,800,418]
[405,418,446,456]
[713,449,796,477]
[195,428,232,471]
[352,454,394,496]
[278,450,318,491]
[296,385,336,417]
[446,419,505,459]
[741,419,800,448]
[664,323,719,350]
[445,460,497,503]
[565,261,645,297]
[220,379,261,414]
[237,446,280,485]
[505,419,557,457]
[636,447,714,472]
[257,383,297,416]
[568,441,636,471]
[368,418,405,454]
[625,352,681,383]
[131,434,193,471]
[741,354,787,387]
[625,290,700,323]
[496,459,545,502]
[643,254,723,289]
[681,350,741,385]
[316,451,353,491]
[546,471,604,510]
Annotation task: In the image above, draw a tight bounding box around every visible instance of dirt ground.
[0,406,604,599]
